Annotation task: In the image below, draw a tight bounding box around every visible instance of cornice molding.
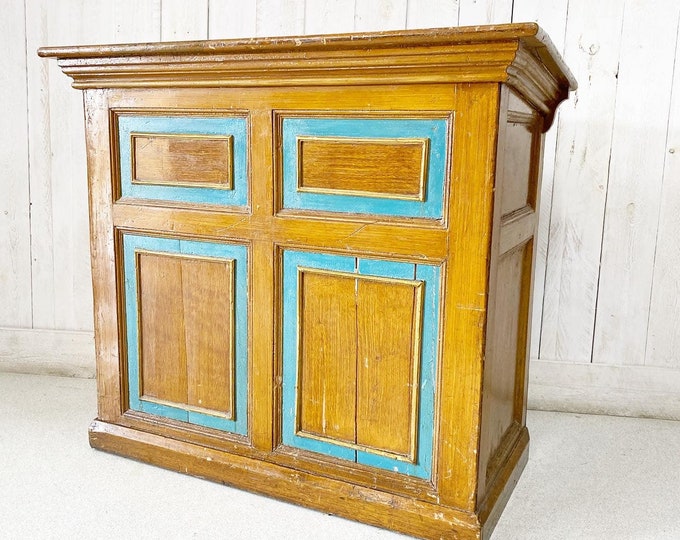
[39,23,575,130]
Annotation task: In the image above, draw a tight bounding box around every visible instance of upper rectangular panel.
[280,116,449,219]
[117,114,248,207]
[297,136,428,200]
[132,133,234,189]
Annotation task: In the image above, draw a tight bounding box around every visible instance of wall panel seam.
[589,4,626,365]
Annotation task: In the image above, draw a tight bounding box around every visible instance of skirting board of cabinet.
[89,419,529,540]
[0,328,95,378]
[529,360,680,421]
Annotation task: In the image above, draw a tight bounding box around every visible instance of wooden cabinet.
[40,24,574,539]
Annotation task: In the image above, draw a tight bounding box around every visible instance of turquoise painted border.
[123,233,248,435]
[118,115,248,206]
[282,117,448,219]
[281,249,441,478]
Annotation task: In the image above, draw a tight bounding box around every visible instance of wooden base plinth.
[88,420,529,539]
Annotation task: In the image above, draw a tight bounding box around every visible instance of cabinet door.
[281,249,441,479]
[122,233,248,435]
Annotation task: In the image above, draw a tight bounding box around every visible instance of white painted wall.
[2,0,679,418]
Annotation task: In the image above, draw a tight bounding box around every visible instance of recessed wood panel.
[137,251,235,418]
[138,253,188,404]
[117,114,248,207]
[297,137,428,200]
[481,240,533,485]
[132,134,233,188]
[280,116,449,219]
[356,279,422,458]
[499,110,540,216]
[298,270,357,444]
[181,257,235,416]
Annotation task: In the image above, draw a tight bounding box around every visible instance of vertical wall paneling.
[25,0,56,329]
[645,19,680,368]
[406,0,459,29]
[538,0,625,363]
[304,0,356,34]
[510,0,568,360]
[25,0,162,332]
[7,0,680,414]
[593,0,680,366]
[0,0,32,328]
[458,0,512,26]
[255,0,305,36]
[354,0,408,31]
[161,0,208,40]
[208,0,257,38]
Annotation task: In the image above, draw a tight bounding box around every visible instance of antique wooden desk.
[40,24,574,539]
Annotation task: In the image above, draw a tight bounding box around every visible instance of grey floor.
[1,372,679,539]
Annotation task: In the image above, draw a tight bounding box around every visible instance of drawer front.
[281,249,441,479]
[280,116,449,219]
[117,114,248,207]
[122,233,248,435]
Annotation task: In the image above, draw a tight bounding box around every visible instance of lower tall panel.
[121,233,249,436]
[279,249,441,480]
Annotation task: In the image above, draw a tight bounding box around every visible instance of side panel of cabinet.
[478,87,542,506]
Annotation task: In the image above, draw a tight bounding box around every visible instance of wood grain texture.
[354,0,408,31]
[479,243,530,491]
[0,0,31,327]
[255,0,305,36]
[137,252,235,415]
[297,136,427,200]
[437,83,499,510]
[593,1,680,366]
[161,0,208,41]
[208,0,256,39]
[646,18,680,368]
[138,253,188,404]
[82,89,122,422]
[132,134,234,188]
[510,0,569,361]
[304,0,355,34]
[499,112,538,216]
[458,0,512,26]
[299,271,357,443]
[476,84,535,505]
[539,0,625,364]
[181,257,234,414]
[356,279,420,458]
[406,0,459,29]
[25,0,161,332]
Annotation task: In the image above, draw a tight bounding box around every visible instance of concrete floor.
[1,372,679,539]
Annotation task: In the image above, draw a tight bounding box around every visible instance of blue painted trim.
[281,249,441,478]
[118,115,248,207]
[357,258,414,280]
[282,117,447,218]
[122,233,248,435]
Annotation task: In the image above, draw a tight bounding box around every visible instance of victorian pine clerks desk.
[39,24,575,539]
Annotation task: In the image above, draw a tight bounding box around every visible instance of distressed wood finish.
[40,25,573,539]
[132,134,234,189]
[299,271,357,443]
[297,136,428,199]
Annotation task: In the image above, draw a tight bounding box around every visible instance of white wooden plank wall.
[2,0,679,418]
